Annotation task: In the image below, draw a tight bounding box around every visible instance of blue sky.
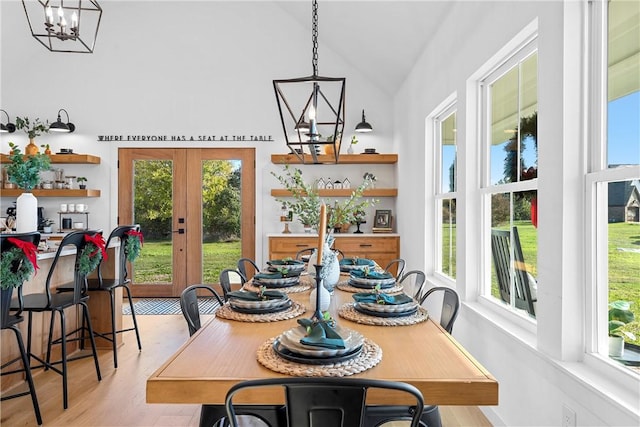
[608,91,640,166]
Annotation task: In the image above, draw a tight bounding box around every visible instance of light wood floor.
[1,313,492,426]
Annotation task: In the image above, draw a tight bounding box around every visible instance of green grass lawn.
[132,240,241,284]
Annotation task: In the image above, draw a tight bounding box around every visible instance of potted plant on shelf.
[5,143,51,232]
[15,117,49,155]
[77,176,87,189]
[40,143,52,155]
[608,300,636,357]
[42,218,55,233]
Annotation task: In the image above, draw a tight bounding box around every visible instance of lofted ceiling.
[274,1,455,95]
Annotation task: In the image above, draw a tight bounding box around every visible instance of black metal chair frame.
[295,247,314,261]
[15,230,102,409]
[399,270,427,302]
[58,225,143,368]
[421,286,460,334]
[1,232,42,425]
[236,258,260,284]
[224,377,425,427]
[219,268,245,301]
[490,227,536,316]
[384,258,406,280]
[179,284,224,337]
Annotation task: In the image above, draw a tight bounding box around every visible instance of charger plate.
[338,303,429,326]
[229,295,290,310]
[279,325,364,357]
[354,303,418,318]
[257,336,382,376]
[230,300,292,314]
[216,301,306,322]
[244,281,311,294]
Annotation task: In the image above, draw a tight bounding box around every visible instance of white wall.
[0,1,394,263]
[395,0,639,426]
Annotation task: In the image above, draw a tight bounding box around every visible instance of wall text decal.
[97,134,273,142]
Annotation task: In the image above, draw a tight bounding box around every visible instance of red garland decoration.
[84,233,108,261]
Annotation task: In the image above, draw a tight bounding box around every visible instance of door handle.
[172,228,185,234]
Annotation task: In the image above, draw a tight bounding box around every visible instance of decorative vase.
[307,244,341,291]
[608,336,625,358]
[309,280,331,312]
[303,224,312,233]
[16,192,38,232]
[347,143,354,154]
[25,138,39,155]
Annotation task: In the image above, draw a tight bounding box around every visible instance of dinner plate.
[230,300,292,314]
[357,300,418,313]
[349,276,396,286]
[267,260,306,273]
[273,339,363,365]
[348,279,396,290]
[354,303,418,318]
[253,276,300,287]
[229,296,290,310]
[279,326,364,357]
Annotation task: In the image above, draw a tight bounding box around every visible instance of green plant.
[609,300,636,340]
[271,165,376,231]
[350,135,358,145]
[6,144,51,190]
[15,117,49,139]
[43,218,55,227]
[40,143,50,151]
[77,176,87,183]
[78,243,103,276]
[0,247,35,290]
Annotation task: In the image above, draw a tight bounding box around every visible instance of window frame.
[433,99,458,283]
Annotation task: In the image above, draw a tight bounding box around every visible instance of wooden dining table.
[146,275,498,423]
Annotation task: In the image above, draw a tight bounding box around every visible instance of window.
[482,40,538,318]
[588,0,640,365]
[434,104,457,280]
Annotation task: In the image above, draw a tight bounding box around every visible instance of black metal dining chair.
[219,269,245,301]
[237,258,260,283]
[1,232,42,425]
[14,229,103,409]
[225,377,425,427]
[384,258,406,280]
[56,225,142,368]
[420,286,460,334]
[399,269,427,301]
[179,284,224,337]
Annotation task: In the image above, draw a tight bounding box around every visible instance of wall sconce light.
[49,109,75,133]
[355,110,373,133]
[1,110,16,133]
[273,0,346,164]
[22,0,103,54]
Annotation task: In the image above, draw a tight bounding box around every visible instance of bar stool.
[15,230,103,409]
[58,225,143,368]
[1,232,42,425]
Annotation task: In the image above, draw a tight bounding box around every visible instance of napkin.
[353,292,413,305]
[350,269,393,280]
[297,318,345,349]
[340,258,374,266]
[227,290,285,301]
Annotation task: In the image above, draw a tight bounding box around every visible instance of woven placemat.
[257,336,382,377]
[245,281,312,294]
[216,302,307,322]
[336,281,404,294]
[337,303,429,326]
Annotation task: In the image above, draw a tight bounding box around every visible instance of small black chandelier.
[22,0,103,54]
[273,0,346,164]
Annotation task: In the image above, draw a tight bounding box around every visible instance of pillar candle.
[317,203,326,264]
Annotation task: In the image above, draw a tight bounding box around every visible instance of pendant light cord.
[311,0,319,77]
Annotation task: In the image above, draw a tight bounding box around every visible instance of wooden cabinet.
[268,234,400,273]
[1,153,101,197]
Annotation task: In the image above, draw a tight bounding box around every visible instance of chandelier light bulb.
[45,5,53,24]
[71,11,78,28]
[57,5,64,22]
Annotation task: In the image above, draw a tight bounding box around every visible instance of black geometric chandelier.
[22,0,103,54]
[273,0,346,164]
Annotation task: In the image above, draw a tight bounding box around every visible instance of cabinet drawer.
[334,236,399,253]
[269,236,319,260]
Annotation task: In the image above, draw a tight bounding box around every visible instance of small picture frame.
[374,209,392,228]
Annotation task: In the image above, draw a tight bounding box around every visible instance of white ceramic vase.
[16,192,38,232]
[608,336,625,358]
[309,280,331,312]
[307,244,341,291]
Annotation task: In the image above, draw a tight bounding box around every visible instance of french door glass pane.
[201,159,242,283]
[132,159,173,285]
